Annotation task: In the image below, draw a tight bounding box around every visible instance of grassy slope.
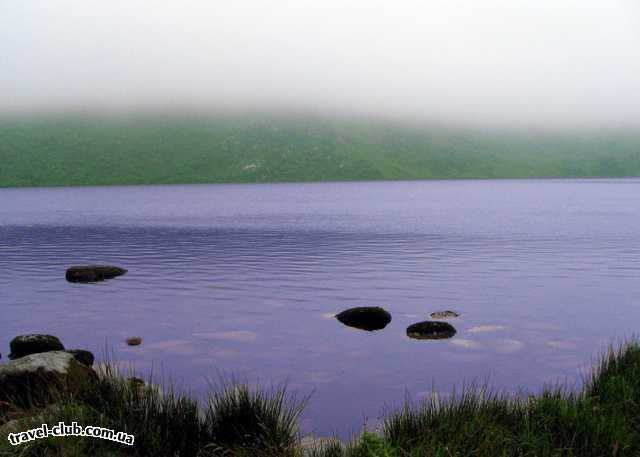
[1,112,640,187]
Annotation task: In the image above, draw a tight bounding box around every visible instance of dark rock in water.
[66,265,127,283]
[430,310,460,319]
[67,349,95,366]
[336,306,392,331]
[126,337,143,346]
[407,321,457,340]
[0,351,97,408]
[9,334,65,360]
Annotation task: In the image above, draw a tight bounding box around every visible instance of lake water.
[1,179,639,437]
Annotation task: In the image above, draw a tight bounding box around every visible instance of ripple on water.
[450,339,482,350]
[193,331,258,343]
[492,339,525,354]
[138,339,197,355]
[467,325,506,333]
[546,340,579,350]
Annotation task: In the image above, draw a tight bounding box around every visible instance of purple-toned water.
[1,179,639,437]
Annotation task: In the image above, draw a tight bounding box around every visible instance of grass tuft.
[202,380,308,455]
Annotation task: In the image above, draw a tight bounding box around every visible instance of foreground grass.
[1,342,640,456]
[322,342,640,457]
[0,362,306,457]
[2,112,640,187]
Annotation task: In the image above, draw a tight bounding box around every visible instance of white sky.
[1,0,639,127]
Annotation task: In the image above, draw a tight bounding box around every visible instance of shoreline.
[2,175,640,190]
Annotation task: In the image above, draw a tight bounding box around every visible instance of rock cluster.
[335,307,460,340]
[1,334,96,409]
[8,334,95,366]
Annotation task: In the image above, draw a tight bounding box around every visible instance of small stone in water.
[430,310,460,319]
[126,337,142,346]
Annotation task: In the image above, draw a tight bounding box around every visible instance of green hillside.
[1,112,640,187]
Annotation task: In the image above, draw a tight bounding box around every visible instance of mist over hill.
[1,112,639,187]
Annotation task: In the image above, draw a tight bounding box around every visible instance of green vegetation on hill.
[1,112,640,187]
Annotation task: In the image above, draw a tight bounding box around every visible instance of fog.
[1,0,639,128]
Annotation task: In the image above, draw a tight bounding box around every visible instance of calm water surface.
[1,179,639,436]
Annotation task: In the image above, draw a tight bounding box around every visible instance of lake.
[1,179,639,437]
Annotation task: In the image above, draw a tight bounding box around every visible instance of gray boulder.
[0,351,97,407]
[407,321,457,340]
[66,265,127,283]
[9,334,65,360]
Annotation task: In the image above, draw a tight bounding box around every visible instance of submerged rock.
[430,310,460,319]
[9,334,65,360]
[67,349,95,366]
[65,265,127,283]
[0,351,97,407]
[335,307,392,331]
[407,321,457,340]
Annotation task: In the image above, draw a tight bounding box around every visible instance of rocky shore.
[1,335,97,412]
